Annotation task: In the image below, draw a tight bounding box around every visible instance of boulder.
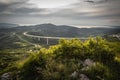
[1,73,10,80]
[79,74,90,80]
[71,71,78,79]
[83,58,94,67]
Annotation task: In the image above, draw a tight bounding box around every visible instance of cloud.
[28,0,79,8]
[0,0,28,14]
[84,0,108,3]
[0,0,120,26]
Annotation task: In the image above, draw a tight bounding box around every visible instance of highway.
[15,33,41,47]
[23,32,94,40]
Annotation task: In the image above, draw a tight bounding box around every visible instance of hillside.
[0,23,120,49]
[14,23,120,37]
[0,38,120,80]
[0,23,120,80]
[0,23,18,29]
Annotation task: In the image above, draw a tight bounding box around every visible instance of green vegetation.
[0,37,120,80]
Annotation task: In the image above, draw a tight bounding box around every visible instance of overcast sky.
[0,0,120,27]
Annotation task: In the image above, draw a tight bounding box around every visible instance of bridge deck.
[23,32,95,40]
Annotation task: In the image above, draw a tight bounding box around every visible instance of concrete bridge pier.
[47,38,49,45]
[38,38,40,41]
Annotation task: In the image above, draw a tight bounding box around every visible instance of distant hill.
[1,23,120,37]
[14,23,120,37]
[0,23,120,36]
[0,23,19,29]
[0,23,120,49]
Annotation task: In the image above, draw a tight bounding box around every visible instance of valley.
[0,23,120,49]
[0,23,120,80]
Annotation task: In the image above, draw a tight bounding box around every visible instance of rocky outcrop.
[1,72,11,80]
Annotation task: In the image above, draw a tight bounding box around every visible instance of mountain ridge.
[0,23,19,29]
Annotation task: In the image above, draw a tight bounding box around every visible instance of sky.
[0,0,120,27]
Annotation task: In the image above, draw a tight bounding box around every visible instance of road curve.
[23,32,95,40]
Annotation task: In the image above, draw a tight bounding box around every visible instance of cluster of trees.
[0,37,120,80]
